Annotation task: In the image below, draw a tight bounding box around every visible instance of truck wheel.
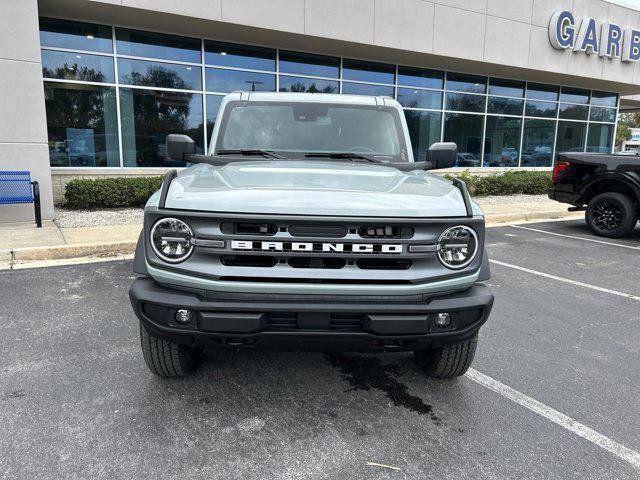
[586,192,638,238]
[139,323,201,377]
[413,336,477,379]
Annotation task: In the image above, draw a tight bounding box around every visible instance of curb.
[484,210,583,226]
[11,240,137,263]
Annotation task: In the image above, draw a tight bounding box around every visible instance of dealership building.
[3,0,640,222]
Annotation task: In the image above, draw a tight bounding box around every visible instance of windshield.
[214,101,408,162]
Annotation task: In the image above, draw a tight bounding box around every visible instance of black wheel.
[139,323,201,377]
[413,336,477,379]
[586,192,638,238]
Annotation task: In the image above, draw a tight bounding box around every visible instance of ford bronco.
[129,92,493,378]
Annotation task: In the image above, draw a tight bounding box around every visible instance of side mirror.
[426,142,457,169]
[166,134,195,161]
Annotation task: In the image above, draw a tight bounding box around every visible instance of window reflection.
[279,76,338,93]
[483,116,521,167]
[526,83,559,101]
[44,83,120,167]
[404,110,442,161]
[489,78,524,97]
[118,58,201,90]
[591,91,617,107]
[116,28,200,63]
[205,41,275,71]
[446,73,486,94]
[487,97,523,115]
[444,113,483,167]
[279,51,339,78]
[342,59,395,84]
[525,100,557,118]
[521,119,555,166]
[590,107,616,123]
[120,88,203,167]
[206,68,275,92]
[397,67,443,89]
[40,18,112,53]
[41,50,114,83]
[556,121,586,153]
[586,124,614,152]
[445,93,485,112]
[342,83,394,96]
[397,88,442,110]
[558,103,588,121]
[560,87,589,104]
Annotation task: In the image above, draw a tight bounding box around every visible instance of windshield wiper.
[304,152,381,163]
[217,149,284,159]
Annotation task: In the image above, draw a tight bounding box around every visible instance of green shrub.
[64,176,163,209]
[444,170,552,197]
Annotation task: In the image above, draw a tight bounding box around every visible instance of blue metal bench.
[0,171,42,227]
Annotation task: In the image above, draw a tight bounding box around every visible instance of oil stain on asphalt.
[325,353,441,423]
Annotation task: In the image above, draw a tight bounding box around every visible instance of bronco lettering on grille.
[230,240,403,254]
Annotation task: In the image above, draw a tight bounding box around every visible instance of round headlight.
[150,218,194,263]
[437,225,478,269]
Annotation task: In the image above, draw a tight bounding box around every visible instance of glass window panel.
[120,88,204,167]
[206,94,224,149]
[342,59,395,84]
[204,40,275,71]
[488,78,525,97]
[397,88,442,109]
[39,17,112,53]
[443,113,483,167]
[560,87,589,104]
[397,67,443,89]
[525,100,557,118]
[445,73,487,93]
[487,97,524,115]
[115,28,200,63]
[526,83,559,101]
[445,93,485,113]
[556,121,586,153]
[586,123,614,153]
[590,106,617,123]
[558,103,588,120]
[483,116,521,167]
[341,82,394,96]
[521,119,555,166]
[404,110,442,161]
[278,50,339,78]
[44,82,119,167]
[118,58,201,90]
[41,50,114,83]
[591,91,618,107]
[279,76,339,94]
[205,68,275,93]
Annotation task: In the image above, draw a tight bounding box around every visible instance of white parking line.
[466,369,640,470]
[489,259,640,302]
[510,225,640,250]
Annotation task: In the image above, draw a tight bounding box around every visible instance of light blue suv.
[129,92,493,378]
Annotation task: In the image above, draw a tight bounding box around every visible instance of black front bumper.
[129,278,494,352]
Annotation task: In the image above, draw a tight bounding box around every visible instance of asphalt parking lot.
[1,219,639,479]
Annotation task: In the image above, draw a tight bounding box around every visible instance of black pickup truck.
[549,153,640,238]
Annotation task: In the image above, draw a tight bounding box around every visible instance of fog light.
[434,312,451,328]
[175,309,193,324]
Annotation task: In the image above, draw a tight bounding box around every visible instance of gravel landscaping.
[54,208,144,228]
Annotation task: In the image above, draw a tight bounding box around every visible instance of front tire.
[414,336,477,379]
[139,323,201,377]
[586,192,638,238]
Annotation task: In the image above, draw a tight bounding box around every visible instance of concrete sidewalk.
[0,196,581,267]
